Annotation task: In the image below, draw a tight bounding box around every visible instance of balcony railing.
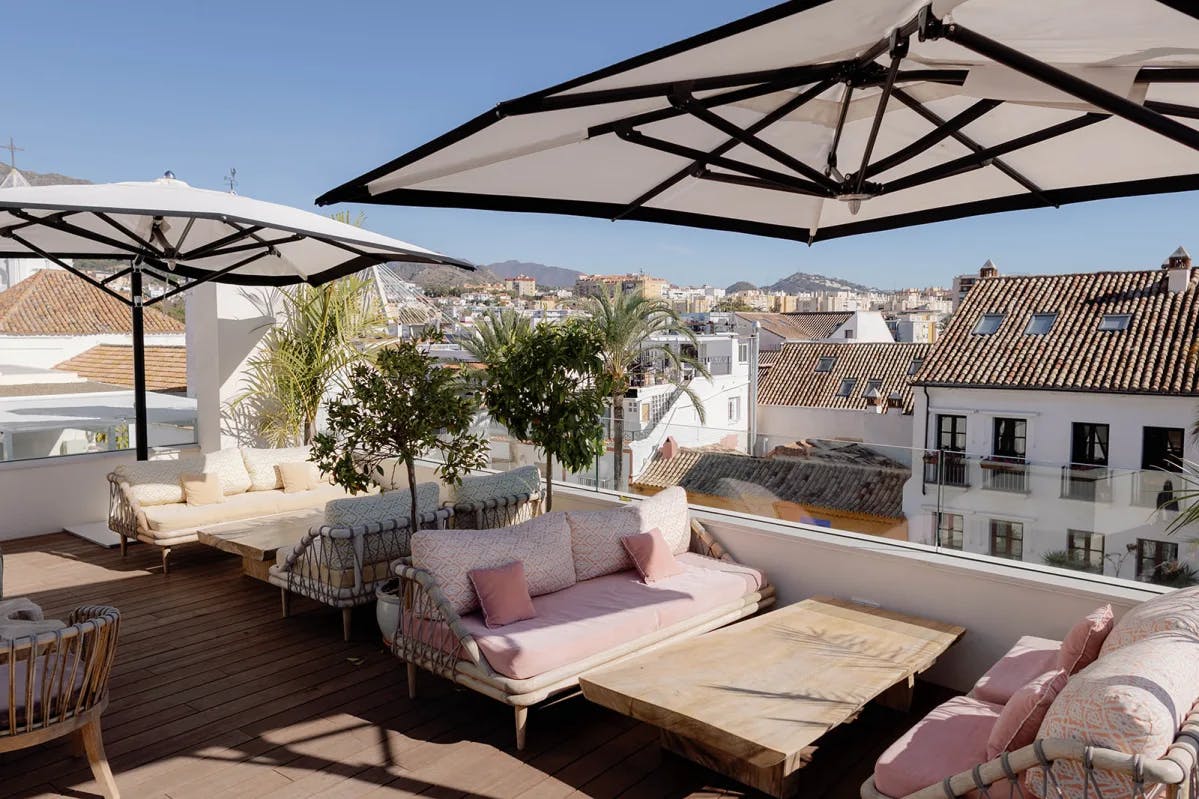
[922,450,969,488]
[980,457,1029,493]
[1060,464,1112,502]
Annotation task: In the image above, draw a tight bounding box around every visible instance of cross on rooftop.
[224,167,238,194]
[1,136,23,168]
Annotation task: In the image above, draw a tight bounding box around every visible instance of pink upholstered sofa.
[384,487,775,749]
[863,586,1199,799]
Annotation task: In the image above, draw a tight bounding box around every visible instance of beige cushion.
[277,461,314,493]
[241,446,310,491]
[202,449,252,496]
[452,466,542,507]
[324,483,439,528]
[631,486,690,554]
[411,512,576,616]
[181,472,224,506]
[140,483,351,535]
[275,545,395,589]
[565,507,641,581]
[116,456,203,507]
[1101,585,1199,654]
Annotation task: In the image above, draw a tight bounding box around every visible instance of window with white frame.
[973,314,1004,335]
[728,396,741,423]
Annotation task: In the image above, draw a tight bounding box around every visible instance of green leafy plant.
[1041,549,1101,574]
[1149,560,1199,588]
[585,290,710,489]
[232,273,384,445]
[480,320,613,510]
[310,341,490,526]
[462,307,532,363]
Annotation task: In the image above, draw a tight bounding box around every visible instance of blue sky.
[7,1,1198,289]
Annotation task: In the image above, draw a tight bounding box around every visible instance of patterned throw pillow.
[116,456,203,506]
[240,446,311,492]
[324,482,439,529]
[1101,586,1199,654]
[202,449,252,496]
[565,507,641,581]
[630,486,691,554]
[453,466,542,507]
[411,512,576,616]
[1028,636,1199,798]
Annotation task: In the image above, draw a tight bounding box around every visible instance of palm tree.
[232,273,385,445]
[585,290,710,489]
[462,308,532,363]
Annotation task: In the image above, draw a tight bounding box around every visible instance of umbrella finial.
[163,170,176,180]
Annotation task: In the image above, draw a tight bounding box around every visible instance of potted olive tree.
[310,340,490,528]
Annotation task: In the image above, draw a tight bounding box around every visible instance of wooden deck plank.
[0,533,936,799]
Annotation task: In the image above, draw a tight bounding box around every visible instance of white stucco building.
[904,251,1199,584]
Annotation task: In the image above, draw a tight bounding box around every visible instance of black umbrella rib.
[616,129,831,197]
[852,49,905,196]
[2,230,132,305]
[864,99,1002,179]
[8,209,147,258]
[940,22,1199,154]
[588,67,843,139]
[144,251,273,307]
[610,79,837,219]
[695,170,819,197]
[890,88,1052,205]
[93,212,163,258]
[1144,100,1199,121]
[679,99,838,191]
[884,113,1108,195]
[202,233,306,259]
[179,225,265,261]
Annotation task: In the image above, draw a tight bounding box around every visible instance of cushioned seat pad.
[968,635,1060,705]
[874,696,1002,798]
[458,552,764,680]
[0,655,87,730]
[140,484,350,535]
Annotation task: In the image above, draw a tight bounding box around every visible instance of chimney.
[979,259,999,279]
[660,436,679,460]
[1163,246,1192,294]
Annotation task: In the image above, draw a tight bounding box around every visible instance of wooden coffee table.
[578,597,964,799]
[197,510,323,581]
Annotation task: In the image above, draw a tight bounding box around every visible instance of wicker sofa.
[271,468,545,641]
[107,446,354,573]
[862,587,1199,799]
[385,486,775,750]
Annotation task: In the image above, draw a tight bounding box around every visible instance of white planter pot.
[376,579,402,646]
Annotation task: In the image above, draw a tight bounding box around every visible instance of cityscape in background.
[2,160,1197,589]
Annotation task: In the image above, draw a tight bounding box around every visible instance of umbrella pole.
[131,266,149,461]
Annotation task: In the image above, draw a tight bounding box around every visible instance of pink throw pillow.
[468,561,536,629]
[986,669,1068,759]
[1059,605,1114,674]
[621,528,683,584]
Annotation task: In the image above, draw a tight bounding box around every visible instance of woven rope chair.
[861,706,1199,799]
[449,490,543,530]
[1,605,122,799]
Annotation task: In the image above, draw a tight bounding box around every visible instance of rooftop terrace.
[0,532,948,799]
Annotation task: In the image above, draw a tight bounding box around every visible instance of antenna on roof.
[1,136,23,169]
[224,167,238,195]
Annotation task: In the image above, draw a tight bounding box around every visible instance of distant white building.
[905,249,1199,584]
[951,259,999,312]
[734,310,894,350]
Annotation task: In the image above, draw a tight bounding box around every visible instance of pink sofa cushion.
[875,696,1002,799]
[1101,586,1199,654]
[986,669,1068,759]
[1059,605,1114,674]
[411,512,576,616]
[968,635,1061,705]
[622,528,683,584]
[458,552,764,680]
[469,561,537,629]
[1028,634,1199,798]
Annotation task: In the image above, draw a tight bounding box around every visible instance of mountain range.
[0,164,90,186]
[727,272,877,294]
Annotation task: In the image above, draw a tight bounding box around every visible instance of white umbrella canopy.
[318,0,1199,243]
[0,174,474,289]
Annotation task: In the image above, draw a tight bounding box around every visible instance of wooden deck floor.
[0,534,943,799]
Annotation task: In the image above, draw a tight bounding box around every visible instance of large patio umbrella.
[318,0,1199,243]
[0,174,473,458]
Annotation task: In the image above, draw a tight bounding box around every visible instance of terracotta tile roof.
[0,270,184,336]
[737,311,852,342]
[632,441,907,521]
[917,268,1199,395]
[756,341,931,413]
[55,345,187,392]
